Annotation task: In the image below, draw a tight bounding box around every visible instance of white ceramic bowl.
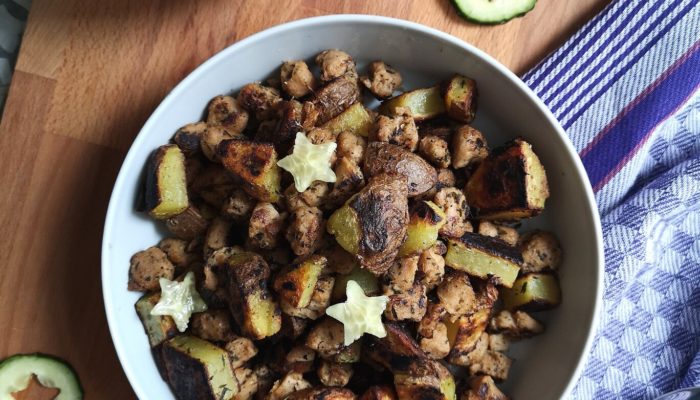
[102,14,603,399]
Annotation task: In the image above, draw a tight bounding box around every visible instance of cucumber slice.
[0,354,83,400]
[452,0,537,24]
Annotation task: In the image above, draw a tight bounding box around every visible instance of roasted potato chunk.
[165,205,209,240]
[281,275,335,320]
[446,308,490,366]
[361,61,402,99]
[135,293,179,377]
[399,201,447,257]
[285,387,357,400]
[280,60,316,98]
[273,255,326,309]
[445,233,522,288]
[519,230,562,272]
[393,358,456,400]
[237,83,282,121]
[313,77,361,124]
[327,157,365,209]
[501,273,561,311]
[218,138,282,202]
[207,95,249,135]
[465,138,549,220]
[363,142,437,198]
[162,335,239,400]
[441,75,477,123]
[145,145,189,219]
[220,252,282,339]
[360,385,397,400]
[323,102,374,138]
[379,86,446,121]
[258,100,303,155]
[128,247,175,292]
[327,173,409,275]
[173,122,207,156]
[318,359,354,387]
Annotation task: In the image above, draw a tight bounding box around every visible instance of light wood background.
[0,0,610,397]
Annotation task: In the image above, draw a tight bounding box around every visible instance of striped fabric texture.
[524,0,700,398]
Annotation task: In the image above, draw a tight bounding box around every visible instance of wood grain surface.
[0,0,609,398]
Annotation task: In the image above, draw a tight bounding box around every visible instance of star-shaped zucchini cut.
[325,280,389,346]
[277,132,336,192]
[151,271,207,332]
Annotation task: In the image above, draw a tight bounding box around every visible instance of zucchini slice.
[444,232,522,287]
[0,354,83,399]
[452,0,537,25]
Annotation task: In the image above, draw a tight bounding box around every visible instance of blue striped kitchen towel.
[523,0,700,398]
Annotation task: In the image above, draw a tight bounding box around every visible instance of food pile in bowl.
[126,48,563,400]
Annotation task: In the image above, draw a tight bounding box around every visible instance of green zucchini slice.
[452,0,537,25]
[0,353,83,399]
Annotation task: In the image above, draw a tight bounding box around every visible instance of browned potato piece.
[220,252,282,340]
[312,77,361,124]
[128,247,175,291]
[285,387,357,400]
[162,335,239,400]
[248,202,286,250]
[317,359,354,387]
[286,206,325,257]
[446,308,490,366]
[221,189,256,222]
[451,125,488,169]
[323,103,375,138]
[190,309,236,342]
[281,275,335,320]
[441,75,477,123]
[267,371,312,400]
[371,107,419,152]
[363,142,437,198]
[393,357,456,400]
[237,83,282,120]
[273,255,326,309]
[444,232,522,288]
[519,230,562,272]
[502,273,561,312]
[462,375,508,400]
[465,138,549,220]
[165,205,209,240]
[361,61,402,99]
[379,86,446,122]
[207,95,249,134]
[135,292,179,377]
[419,135,451,168]
[327,173,409,275]
[285,345,316,374]
[280,60,316,98]
[360,385,398,400]
[191,164,236,208]
[218,138,281,202]
[173,122,207,156]
[256,100,303,155]
[224,336,258,369]
[399,201,447,257]
[326,157,365,209]
[145,145,189,219]
[316,49,357,82]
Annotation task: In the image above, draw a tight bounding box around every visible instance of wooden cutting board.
[0,0,609,397]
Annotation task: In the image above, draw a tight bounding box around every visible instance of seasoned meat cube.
[201,125,241,162]
[318,360,354,387]
[207,95,249,135]
[165,205,209,240]
[478,222,519,246]
[462,375,509,400]
[307,126,337,145]
[384,283,427,322]
[360,385,397,400]
[360,61,402,99]
[313,78,361,124]
[221,189,256,222]
[418,303,447,338]
[248,203,286,250]
[434,187,471,238]
[371,107,419,152]
[419,319,450,360]
[419,135,451,168]
[286,206,325,257]
[285,181,330,211]
[305,318,349,359]
[417,244,445,290]
[416,167,457,201]
[267,371,312,400]
[256,100,303,155]
[337,131,367,165]
[281,314,309,340]
[437,271,476,319]
[190,310,235,342]
[519,230,562,272]
[191,165,236,208]
[489,310,544,338]
[203,217,232,257]
[285,345,316,374]
[468,350,512,381]
[488,333,510,352]
[254,365,275,398]
[326,157,365,208]
[225,336,258,369]
[454,331,488,367]
[173,122,207,156]
[128,247,175,291]
[280,60,317,98]
[158,238,196,271]
[316,49,357,82]
[238,83,282,120]
[301,101,320,131]
[234,367,258,400]
[452,125,489,169]
[383,255,419,294]
[281,276,334,320]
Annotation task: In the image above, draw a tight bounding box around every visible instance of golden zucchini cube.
[465,138,549,220]
[273,255,326,309]
[398,201,446,257]
[218,138,281,202]
[322,102,374,137]
[502,273,562,311]
[441,74,477,123]
[162,335,238,400]
[145,144,189,219]
[444,232,522,288]
[379,86,446,121]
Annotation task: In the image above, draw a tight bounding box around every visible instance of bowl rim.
[102,13,604,399]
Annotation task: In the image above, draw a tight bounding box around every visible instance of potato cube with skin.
[248,202,286,250]
[237,83,282,121]
[332,264,380,301]
[519,230,562,272]
[144,145,189,220]
[465,138,549,220]
[451,125,488,169]
[280,60,316,98]
[399,201,447,257]
[361,61,402,99]
[326,157,365,209]
[165,205,209,240]
[363,142,437,198]
[446,308,490,366]
[323,102,375,138]
[318,359,354,387]
[225,337,258,369]
[273,255,326,309]
[312,77,362,124]
[502,273,561,312]
[128,247,175,292]
[218,138,282,202]
[207,95,249,134]
[281,275,335,320]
